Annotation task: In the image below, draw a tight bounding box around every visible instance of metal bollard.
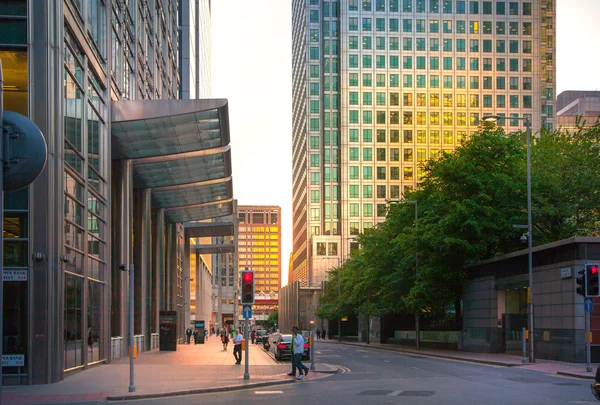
[522,327,527,363]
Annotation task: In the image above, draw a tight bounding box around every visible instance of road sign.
[243,304,252,319]
[585,297,594,312]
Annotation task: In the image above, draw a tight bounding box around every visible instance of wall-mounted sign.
[2,354,24,367]
[3,270,27,281]
[560,268,572,279]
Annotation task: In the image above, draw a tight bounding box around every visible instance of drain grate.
[359,390,393,396]
[407,355,425,359]
[507,378,547,383]
[398,391,435,397]
[553,382,581,386]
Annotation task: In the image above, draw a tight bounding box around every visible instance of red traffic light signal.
[240,269,255,304]
[586,264,600,297]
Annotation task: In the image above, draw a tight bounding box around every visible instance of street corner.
[312,363,340,374]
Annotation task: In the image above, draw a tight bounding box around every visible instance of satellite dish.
[2,111,47,191]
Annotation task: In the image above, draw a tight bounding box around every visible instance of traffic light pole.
[244,317,250,380]
[587,309,592,372]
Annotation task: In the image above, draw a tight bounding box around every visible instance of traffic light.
[577,269,586,296]
[240,269,255,304]
[586,264,600,297]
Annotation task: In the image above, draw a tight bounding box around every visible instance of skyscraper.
[291,0,555,287]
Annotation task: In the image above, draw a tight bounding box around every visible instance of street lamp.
[483,114,534,363]
[387,199,419,349]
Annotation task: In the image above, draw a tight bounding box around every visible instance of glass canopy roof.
[111,99,233,223]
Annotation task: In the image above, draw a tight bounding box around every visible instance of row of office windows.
[348,55,534,72]
[345,17,533,35]
[346,73,534,89]
[346,90,533,108]
[345,36,534,53]
[342,0,532,15]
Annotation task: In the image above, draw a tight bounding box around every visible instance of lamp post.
[387,199,419,349]
[483,114,534,363]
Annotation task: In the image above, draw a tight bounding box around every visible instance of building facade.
[179,0,212,100]
[0,0,233,385]
[557,91,600,131]
[238,206,282,295]
[291,0,556,287]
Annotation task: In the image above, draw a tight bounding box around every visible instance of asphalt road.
[92,343,600,405]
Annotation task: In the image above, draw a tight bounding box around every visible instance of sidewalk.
[2,336,337,404]
[318,339,598,379]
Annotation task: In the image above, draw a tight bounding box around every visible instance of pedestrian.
[193,328,199,345]
[322,329,327,339]
[291,326,309,380]
[251,329,256,344]
[221,330,229,350]
[186,327,192,344]
[316,329,321,340]
[232,328,243,365]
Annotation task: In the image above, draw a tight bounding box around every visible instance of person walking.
[251,329,256,344]
[292,326,309,380]
[221,330,229,350]
[232,328,243,365]
[316,328,321,340]
[322,329,327,339]
[186,328,192,344]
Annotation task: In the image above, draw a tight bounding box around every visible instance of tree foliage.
[318,120,600,321]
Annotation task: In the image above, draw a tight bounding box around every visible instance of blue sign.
[243,305,252,319]
[585,297,594,312]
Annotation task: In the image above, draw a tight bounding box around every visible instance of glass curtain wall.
[0,0,29,380]
[63,0,108,371]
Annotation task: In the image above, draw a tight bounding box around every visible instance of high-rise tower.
[291,0,555,286]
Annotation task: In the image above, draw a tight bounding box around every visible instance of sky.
[211,0,600,288]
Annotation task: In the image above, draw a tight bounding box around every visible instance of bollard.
[522,327,527,363]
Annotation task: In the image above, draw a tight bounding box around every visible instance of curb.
[557,371,595,380]
[318,340,523,368]
[106,379,297,401]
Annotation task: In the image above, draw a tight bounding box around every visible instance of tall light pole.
[387,200,418,349]
[483,114,534,363]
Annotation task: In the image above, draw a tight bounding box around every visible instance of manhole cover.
[398,391,435,397]
[508,378,546,383]
[359,390,393,396]
[553,382,581,386]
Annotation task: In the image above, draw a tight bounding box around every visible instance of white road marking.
[384,360,390,363]
[387,390,403,396]
[255,391,284,395]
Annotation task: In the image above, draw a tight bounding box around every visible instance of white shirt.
[292,333,305,354]
[233,332,243,345]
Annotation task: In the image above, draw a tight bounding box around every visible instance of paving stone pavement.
[1,335,337,403]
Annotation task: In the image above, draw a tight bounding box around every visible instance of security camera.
[520,234,528,243]
[119,264,127,270]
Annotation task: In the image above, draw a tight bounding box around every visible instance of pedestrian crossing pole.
[244,317,250,380]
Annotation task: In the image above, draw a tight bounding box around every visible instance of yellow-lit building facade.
[238,206,282,294]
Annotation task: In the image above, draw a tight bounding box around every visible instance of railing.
[151,333,160,350]
[111,336,124,360]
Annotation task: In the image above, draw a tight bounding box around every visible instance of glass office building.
[0,0,233,385]
[291,0,556,286]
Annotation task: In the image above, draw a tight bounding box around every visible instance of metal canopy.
[185,222,235,238]
[111,99,233,224]
[165,200,233,224]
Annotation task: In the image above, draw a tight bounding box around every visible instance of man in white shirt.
[233,328,243,365]
[292,326,309,380]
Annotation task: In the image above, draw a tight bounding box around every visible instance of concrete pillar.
[120,160,133,349]
[134,188,151,349]
[152,208,165,332]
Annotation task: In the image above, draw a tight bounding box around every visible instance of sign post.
[585,297,594,372]
[243,305,252,380]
